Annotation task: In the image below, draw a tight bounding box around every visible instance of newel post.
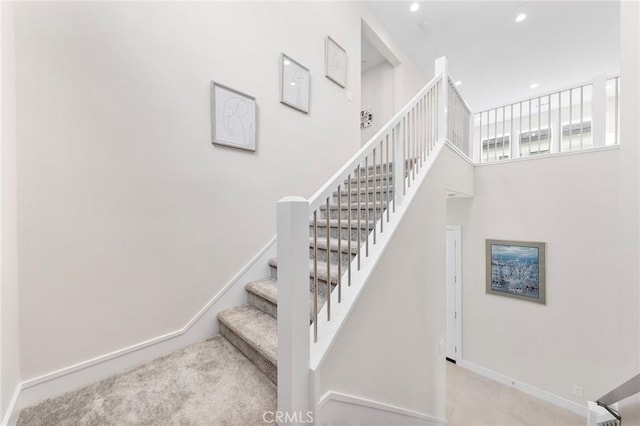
[591,73,608,148]
[435,56,449,142]
[277,196,311,422]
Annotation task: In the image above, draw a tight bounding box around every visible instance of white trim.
[587,401,619,426]
[310,140,446,371]
[13,236,277,410]
[1,384,21,426]
[445,225,462,363]
[318,391,446,425]
[475,145,619,168]
[473,73,620,114]
[458,360,587,417]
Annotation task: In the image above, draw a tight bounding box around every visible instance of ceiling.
[366,1,620,111]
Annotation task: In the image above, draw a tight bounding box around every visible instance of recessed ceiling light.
[515,5,527,22]
[530,83,539,89]
[410,2,420,12]
[455,81,462,86]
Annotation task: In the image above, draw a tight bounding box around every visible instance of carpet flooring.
[17,336,276,426]
[447,362,584,426]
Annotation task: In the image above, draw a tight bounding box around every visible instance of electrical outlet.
[573,385,583,397]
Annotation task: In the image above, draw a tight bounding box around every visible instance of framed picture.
[486,239,546,304]
[210,82,256,151]
[325,36,346,88]
[280,53,310,113]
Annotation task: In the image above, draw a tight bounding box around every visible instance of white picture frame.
[211,81,256,151]
[325,36,347,88]
[280,53,310,113]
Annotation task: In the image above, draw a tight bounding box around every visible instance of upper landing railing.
[275,56,465,417]
[588,373,639,426]
[473,74,620,163]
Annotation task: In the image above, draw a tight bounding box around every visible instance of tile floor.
[447,362,585,426]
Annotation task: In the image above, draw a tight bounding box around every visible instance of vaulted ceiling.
[366,1,620,111]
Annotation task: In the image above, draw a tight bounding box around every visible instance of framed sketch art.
[325,36,346,88]
[210,82,256,151]
[486,239,546,304]
[280,53,310,113]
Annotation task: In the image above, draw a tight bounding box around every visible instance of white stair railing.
[276,56,469,420]
[473,74,620,163]
[447,77,472,157]
[588,374,640,426]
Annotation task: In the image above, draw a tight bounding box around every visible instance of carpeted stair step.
[245,279,278,318]
[268,258,341,299]
[353,163,394,176]
[218,305,277,384]
[309,218,375,241]
[345,173,393,187]
[319,201,389,221]
[332,185,393,204]
[309,236,359,268]
[245,279,327,321]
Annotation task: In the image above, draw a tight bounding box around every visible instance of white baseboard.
[7,236,277,419]
[1,384,21,426]
[316,391,446,426]
[458,360,588,417]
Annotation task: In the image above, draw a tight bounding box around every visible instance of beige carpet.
[447,362,584,426]
[17,336,276,426]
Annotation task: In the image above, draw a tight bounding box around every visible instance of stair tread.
[309,218,376,229]
[338,185,393,192]
[319,202,388,210]
[218,305,277,366]
[245,279,327,317]
[309,237,359,254]
[346,176,392,183]
[269,257,341,283]
[245,279,278,304]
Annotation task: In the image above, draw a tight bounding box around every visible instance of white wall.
[617,1,640,419]
[361,60,394,144]
[1,0,20,420]
[318,146,474,421]
[447,148,639,406]
[12,1,428,382]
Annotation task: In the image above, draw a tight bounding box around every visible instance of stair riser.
[309,245,356,269]
[346,176,394,187]
[219,323,277,385]
[332,190,393,204]
[247,292,277,318]
[310,224,371,242]
[353,163,394,176]
[319,206,387,221]
[269,264,340,298]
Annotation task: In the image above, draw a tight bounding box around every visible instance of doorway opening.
[360,20,400,146]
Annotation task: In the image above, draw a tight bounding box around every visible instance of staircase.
[14,58,449,424]
[216,166,394,385]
